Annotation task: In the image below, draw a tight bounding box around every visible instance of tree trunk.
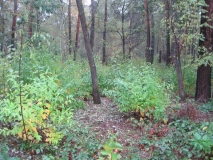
[165,0,171,65]
[1,0,5,52]
[150,12,155,64]
[76,0,101,104]
[102,0,107,64]
[68,0,72,55]
[195,0,213,102]
[171,25,186,101]
[74,14,80,61]
[128,9,133,59]
[121,1,126,59]
[11,0,17,50]
[28,2,33,38]
[90,0,95,52]
[144,0,151,63]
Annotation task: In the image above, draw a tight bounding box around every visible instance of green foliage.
[0,144,20,160]
[0,71,78,144]
[99,134,123,160]
[104,64,171,121]
[40,123,102,159]
[198,101,213,113]
[139,120,213,159]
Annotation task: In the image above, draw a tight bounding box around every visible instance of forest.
[0,0,213,159]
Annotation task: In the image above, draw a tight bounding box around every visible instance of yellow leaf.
[42,114,47,119]
[140,117,143,121]
[44,109,50,115]
[202,126,207,131]
[140,111,145,117]
[32,127,38,133]
[136,108,139,112]
[28,135,34,140]
[163,118,168,125]
[37,101,42,105]
[18,132,22,138]
[45,103,51,109]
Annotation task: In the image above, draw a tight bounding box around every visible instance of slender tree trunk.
[128,9,133,59]
[171,21,186,101]
[68,0,72,55]
[144,0,151,63]
[36,12,41,32]
[11,0,17,50]
[195,0,213,102]
[102,0,107,64]
[28,2,33,38]
[1,0,5,52]
[76,0,101,104]
[150,13,155,64]
[74,14,80,61]
[121,0,125,59]
[90,0,95,52]
[174,42,185,101]
[165,0,171,65]
[159,50,162,63]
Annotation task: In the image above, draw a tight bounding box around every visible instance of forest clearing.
[0,0,213,159]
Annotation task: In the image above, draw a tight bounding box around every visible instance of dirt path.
[74,97,149,159]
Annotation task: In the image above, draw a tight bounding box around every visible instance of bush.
[104,64,171,121]
[0,71,80,144]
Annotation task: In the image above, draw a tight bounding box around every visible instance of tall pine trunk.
[165,0,171,65]
[76,0,101,104]
[144,0,151,63]
[11,0,17,50]
[150,13,155,64]
[195,0,213,102]
[68,0,72,55]
[128,9,133,59]
[102,0,107,64]
[1,0,5,52]
[74,14,80,61]
[28,2,33,38]
[90,0,95,52]
[121,0,125,59]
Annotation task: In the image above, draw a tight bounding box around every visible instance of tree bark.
[150,12,155,64]
[11,0,18,50]
[74,14,80,61]
[128,8,133,59]
[28,2,33,38]
[68,0,72,55]
[171,13,186,101]
[144,0,151,63]
[76,0,101,104]
[102,0,107,64]
[1,0,5,52]
[195,0,213,102]
[165,0,171,65]
[121,1,126,59]
[90,0,95,52]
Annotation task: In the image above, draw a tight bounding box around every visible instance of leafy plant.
[104,64,171,121]
[0,143,20,160]
[0,71,78,145]
[139,120,213,159]
[99,134,123,160]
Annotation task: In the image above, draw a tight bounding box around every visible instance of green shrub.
[139,120,213,159]
[0,71,81,144]
[104,64,171,121]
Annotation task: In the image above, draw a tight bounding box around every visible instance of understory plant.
[139,120,213,159]
[0,71,80,145]
[104,64,171,121]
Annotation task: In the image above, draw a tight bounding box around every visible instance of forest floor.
[74,97,213,159]
[1,97,213,159]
